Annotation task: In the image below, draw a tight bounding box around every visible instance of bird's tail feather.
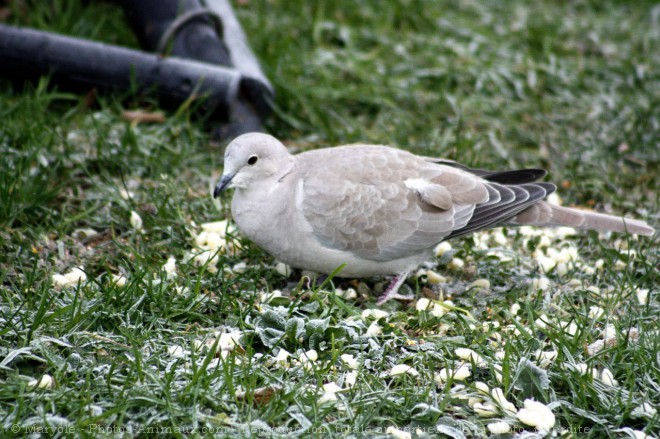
[509,201,655,236]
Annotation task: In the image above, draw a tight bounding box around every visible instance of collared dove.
[214,133,655,303]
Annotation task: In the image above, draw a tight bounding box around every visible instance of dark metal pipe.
[0,24,242,118]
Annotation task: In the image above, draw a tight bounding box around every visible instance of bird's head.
[213,132,293,198]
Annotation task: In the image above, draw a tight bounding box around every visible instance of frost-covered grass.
[1,1,658,438]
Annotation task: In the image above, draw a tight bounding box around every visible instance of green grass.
[0,0,658,437]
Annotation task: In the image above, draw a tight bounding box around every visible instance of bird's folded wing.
[296,145,484,261]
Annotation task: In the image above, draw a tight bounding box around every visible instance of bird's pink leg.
[376,272,414,305]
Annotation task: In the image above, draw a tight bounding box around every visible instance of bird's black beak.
[213,173,235,198]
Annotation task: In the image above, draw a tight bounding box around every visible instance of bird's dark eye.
[247,155,258,165]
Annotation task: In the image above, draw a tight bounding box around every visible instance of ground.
[0,0,658,438]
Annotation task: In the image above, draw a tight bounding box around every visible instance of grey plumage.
[214,133,655,278]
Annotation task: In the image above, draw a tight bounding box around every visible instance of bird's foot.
[376,272,414,305]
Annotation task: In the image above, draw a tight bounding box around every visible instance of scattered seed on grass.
[486,421,510,434]
[129,211,143,231]
[28,374,54,389]
[516,399,556,431]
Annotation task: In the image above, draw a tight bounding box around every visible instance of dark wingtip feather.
[446,182,554,239]
[537,182,557,195]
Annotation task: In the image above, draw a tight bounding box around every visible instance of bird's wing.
[296,145,544,261]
